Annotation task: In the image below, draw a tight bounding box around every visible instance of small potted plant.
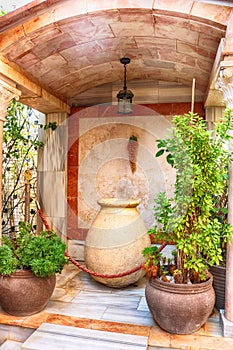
[0,221,68,316]
[142,109,233,334]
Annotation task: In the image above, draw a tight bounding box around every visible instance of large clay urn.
[145,275,215,334]
[0,270,56,316]
[84,198,151,288]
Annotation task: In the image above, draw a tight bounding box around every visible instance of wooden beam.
[0,59,70,114]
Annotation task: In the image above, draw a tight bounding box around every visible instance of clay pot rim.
[209,264,226,271]
[98,198,140,208]
[0,269,56,279]
[0,269,34,279]
[149,274,213,294]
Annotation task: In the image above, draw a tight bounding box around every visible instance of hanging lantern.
[117,57,134,114]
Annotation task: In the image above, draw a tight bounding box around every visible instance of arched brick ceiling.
[0,0,232,107]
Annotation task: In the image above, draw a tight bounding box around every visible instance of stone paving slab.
[22,323,148,350]
[148,348,181,350]
[170,332,233,350]
[0,340,22,349]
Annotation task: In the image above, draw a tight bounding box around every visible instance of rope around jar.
[37,206,167,279]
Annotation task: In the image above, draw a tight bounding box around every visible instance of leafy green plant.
[0,221,68,277]
[143,109,233,283]
[129,135,137,141]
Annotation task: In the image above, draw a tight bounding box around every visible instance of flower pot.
[0,270,56,316]
[84,198,151,288]
[209,265,226,310]
[145,275,215,334]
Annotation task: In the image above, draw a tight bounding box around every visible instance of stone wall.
[67,103,204,240]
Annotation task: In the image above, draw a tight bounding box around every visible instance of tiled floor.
[0,263,233,349]
[22,323,149,350]
[47,269,155,327]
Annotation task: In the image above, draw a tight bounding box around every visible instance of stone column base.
[220,309,233,337]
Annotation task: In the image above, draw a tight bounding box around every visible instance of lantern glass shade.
[117,89,134,114]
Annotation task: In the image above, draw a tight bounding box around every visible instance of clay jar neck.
[97,198,140,209]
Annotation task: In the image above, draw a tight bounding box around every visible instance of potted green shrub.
[0,221,68,316]
[142,110,233,334]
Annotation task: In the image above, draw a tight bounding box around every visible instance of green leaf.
[166,154,174,166]
[156,149,165,157]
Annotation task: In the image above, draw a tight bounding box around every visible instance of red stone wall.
[67,102,204,241]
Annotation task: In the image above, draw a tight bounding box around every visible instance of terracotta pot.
[85,198,151,288]
[145,275,215,334]
[0,270,56,316]
[209,265,226,310]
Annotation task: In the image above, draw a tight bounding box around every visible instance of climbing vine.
[2,100,56,234]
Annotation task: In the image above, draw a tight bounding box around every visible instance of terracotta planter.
[0,270,56,316]
[145,275,215,334]
[209,265,226,310]
[85,198,151,288]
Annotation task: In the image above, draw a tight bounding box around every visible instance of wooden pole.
[24,168,32,224]
[191,78,195,113]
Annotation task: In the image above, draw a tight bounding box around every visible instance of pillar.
[215,66,233,323]
[37,112,68,243]
[205,107,225,130]
[0,80,21,241]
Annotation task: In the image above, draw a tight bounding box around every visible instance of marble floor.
[0,263,233,349]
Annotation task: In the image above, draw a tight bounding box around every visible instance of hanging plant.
[127,135,138,173]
